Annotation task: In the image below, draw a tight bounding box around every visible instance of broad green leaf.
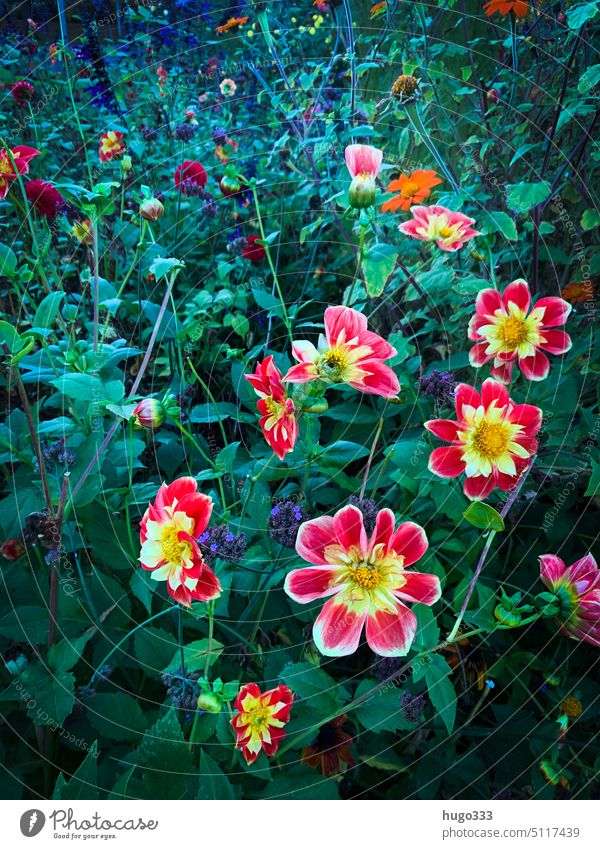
[363,243,398,298]
[197,751,235,800]
[463,501,505,532]
[53,742,99,800]
[32,291,65,331]
[134,709,192,799]
[506,181,551,213]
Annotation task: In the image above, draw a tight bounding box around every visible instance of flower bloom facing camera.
[99,130,126,163]
[245,356,298,460]
[139,477,221,607]
[219,78,237,97]
[0,145,39,199]
[345,144,383,209]
[539,553,600,648]
[399,204,480,252]
[425,378,541,501]
[382,170,442,213]
[174,160,207,193]
[71,219,93,244]
[285,306,400,399]
[469,279,572,383]
[285,505,440,657]
[231,683,293,764]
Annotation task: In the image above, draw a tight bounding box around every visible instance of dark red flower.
[301,715,354,776]
[174,160,207,193]
[242,234,266,263]
[25,180,65,219]
[1,539,25,560]
[11,80,35,105]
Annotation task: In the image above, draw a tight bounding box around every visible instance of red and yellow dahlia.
[0,145,39,199]
[245,356,298,460]
[99,130,126,163]
[399,204,480,252]
[539,553,600,648]
[469,279,572,383]
[382,169,442,213]
[425,378,542,500]
[284,505,439,657]
[139,477,221,607]
[231,683,293,764]
[285,306,400,399]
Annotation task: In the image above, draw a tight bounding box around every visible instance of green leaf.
[134,709,192,799]
[53,742,99,800]
[279,662,340,715]
[354,679,416,733]
[463,501,505,532]
[32,292,65,332]
[85,693,148,741]
[197,750,235,799]
[425,655,457,735]
[506,181,551,213]
[163,638,224,673]
[19,663,75,727]
[149,256,185,281]
[578,63,600,93]
[581,209,600,231]
[567,1,599,30]
[48,633,93,673]
[0,320,25,355]
[362,243,398,298]
[0,242,18,277]
[482,210,518,241]
[0,606,49,644]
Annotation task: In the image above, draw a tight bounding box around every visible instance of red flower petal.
[395,571,441,605]
[502,279,530,313]
[296,515,336,565]
[538,329,572,355]
[510,403,542,435]
[425,419,461,443]
[489,359,514,384]
[539,554,567,588]
[455,383,481,418]
[475,288,503,318]
[463,474,497,501]
[519,349,550,381]
[333,505,368,554]
[364,601,417,656]
[469,341,492,367]
[389,521,429,566]
[313,597,367,657]
[481,378,510,409]
[428,446,466,477]
[535,296,572,327]
[284,566,343,603]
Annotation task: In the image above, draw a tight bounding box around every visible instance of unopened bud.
[140,197,164,221]
[349,174,376,209]
[132,398,165,430]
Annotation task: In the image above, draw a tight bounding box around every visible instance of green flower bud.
[349,173,376,209]
[197,691,223,714]
[133,398,165,430]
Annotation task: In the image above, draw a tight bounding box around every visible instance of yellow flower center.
[438,225,453,238]
[497,314,530,349]
[401,180,420,198]
[352,564,383,590]
[472,421,510,460]
[161,527,189,564]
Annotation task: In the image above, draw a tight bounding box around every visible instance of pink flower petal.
[539,554,567,588]
[324,305,368,345]
[349,361,400,398]
[284,362,319,383]
[481,378,510,409]
[502,279,531,313]
[519,349,550,381]
[312,596,367,657]
[510,403,542,435]
[489,359,514,384]
[368,507,396,551]
[344,144,383,178]
[389,521,429,566]
[296,515,337,565]
[470,341,493,368]
[365,600,417,656]
[425,419,461,443]
[395,571,441,605]
[535,296,572,327]
[463,474,497,501]
[284,566,344,603]
[538,329,572,355]
[332,505,368,554]
[428,446,466,477]
[476,288,503,318]
[455,383,481,418]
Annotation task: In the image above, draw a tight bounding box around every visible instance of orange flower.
[216,16,248,33]
[561,281,594,305]
[382,170,442,213]
[483,0,530,17]
[370,1,387,17]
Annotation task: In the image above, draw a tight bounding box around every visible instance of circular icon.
[19,810,46,837]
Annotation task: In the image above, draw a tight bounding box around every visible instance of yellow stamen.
[161,527,188,564]
[438,225,453,238]
[497,314,530,349]
[352,565,383,590]
[472,421,510,460]
[401,180,420,198]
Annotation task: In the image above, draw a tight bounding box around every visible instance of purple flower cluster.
[268,500,308,548]
[198,525,247,566]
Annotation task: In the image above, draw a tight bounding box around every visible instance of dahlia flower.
[399,204,480,252]
[469,279,572,383]
[0,145,39,199]
[25,180,64,219]
[231,683,293,764]
[242,234,266,262]
[139,477,221,607]
[539,553,600,648]
[382,170,442,213]
[99,130,126,163]
[484,0,530,17]
[425,378,542,500]
[245,356,298,459]
[71,219,93,244]
[285,306,400,399]
[11,80,35,105]
[174,160,207,193]
[284,505,440,657]
[345,144,383,209]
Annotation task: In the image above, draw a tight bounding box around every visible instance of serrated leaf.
[197,750,235,799]
[134,709,192,799]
